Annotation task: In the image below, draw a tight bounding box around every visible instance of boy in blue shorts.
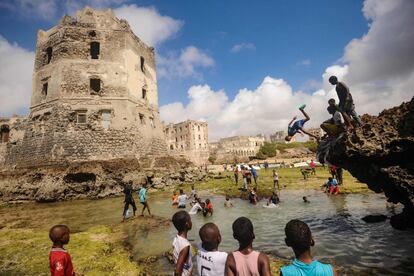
[280,219,337,276]
[139,181,151,216]
[285,105,319,142]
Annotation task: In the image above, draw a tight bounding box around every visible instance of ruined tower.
[1,7,167,168]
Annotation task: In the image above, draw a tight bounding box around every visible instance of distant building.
[210,135,266,163]
[269,130,287,142]
[164,120,209,165]
[307,127,324,141]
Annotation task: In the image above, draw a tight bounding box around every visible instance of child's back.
[281,259,333,276]
[280,219,335,276]
[172,210,193,276]
[197,223,227,276]
[49,225,75,276]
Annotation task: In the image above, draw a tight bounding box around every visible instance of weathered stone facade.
[210,135,265,163]
[164,120,209,165]
[269,130,287,142]
[0,7,167,169]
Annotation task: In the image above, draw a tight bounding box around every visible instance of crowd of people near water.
[47,75,355,276]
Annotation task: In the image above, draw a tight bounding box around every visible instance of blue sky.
[0,0,367,105]
[1,0,413,139]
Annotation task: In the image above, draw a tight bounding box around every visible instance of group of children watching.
[172,211,337,276]
[285,75,363,142]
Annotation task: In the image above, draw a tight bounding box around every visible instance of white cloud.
[161,0,414,140]
[0,36,34,116]
[0,0,58,20]
[114,4,183,46]
[297,59,311,66]
[160,77,329,141]
[230,43,256,53]
[158,46,214,79]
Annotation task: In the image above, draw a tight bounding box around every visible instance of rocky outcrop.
[0,157,206,202]
[318,97,414,229]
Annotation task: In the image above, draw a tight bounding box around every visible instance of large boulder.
[318,97,414,229]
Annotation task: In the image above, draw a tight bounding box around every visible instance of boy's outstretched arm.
[174,246,190,276]
[299,128,319,140]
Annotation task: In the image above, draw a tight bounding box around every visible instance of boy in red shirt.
[49,224,75,276]
[203,198,214,217]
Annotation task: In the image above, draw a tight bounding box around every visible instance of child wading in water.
[280,219,337,276]
[285,105,319,142]
[225,217,271,276]
[172,211,193,276]
[139,181,151,216]
[49,225,75,276]
[197,223,228,276]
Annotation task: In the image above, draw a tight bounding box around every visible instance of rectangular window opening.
[42,83,48,96]
[46,47,52,64]
[90,78,101,94]
[142,88,147,99]
[77,111,87,124]
[139,114,145,124]
[140,56,145,72]
[90,42,100,59]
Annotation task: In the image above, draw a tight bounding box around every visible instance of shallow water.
[1,190,414,275]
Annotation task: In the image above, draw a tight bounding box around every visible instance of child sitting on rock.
[280,219,337,276]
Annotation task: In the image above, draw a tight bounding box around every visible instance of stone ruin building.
[0,7,167,169]
[164,120,209,165]
[209,135,266,163]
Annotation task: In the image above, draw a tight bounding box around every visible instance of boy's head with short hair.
[49,225,70,246]
[284,219,314,256]
[328,76,338,85]
[232,217,255,249]
[179,189,184,194]
[327,105,337,115]
[199,223,221,251]
[172,210,192,233]
[285,135,292,142]
[328,98,336,106]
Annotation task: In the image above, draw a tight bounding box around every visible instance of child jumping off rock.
[285,105,320,142]
[280,219,337,276]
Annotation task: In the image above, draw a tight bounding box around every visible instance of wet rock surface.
[0,156,206,202]
[319,97,414,229]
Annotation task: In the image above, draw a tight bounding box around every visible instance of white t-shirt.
[189,203,202,215]
[333,111,344,125]
[173,235,193,276]
[178,194,188,207]
[197,245,228,276]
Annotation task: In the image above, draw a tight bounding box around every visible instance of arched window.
[1,125,10,143]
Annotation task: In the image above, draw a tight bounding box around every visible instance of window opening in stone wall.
[101,110,111,130]
[46,47,53,64]
[198,135,201,140]
[150,117,155,128]
[198,125,200,131]
[170,145,174,150]
[42,82,48,96]
[89,30,97,37]
[76,111,87,124]
[175,137,178,142]
[0,125,10,143]
[139,114,145,124]
[90,42,100,59]
[142,88,147,99]
[140,56,145,72]
[90,78,101,94]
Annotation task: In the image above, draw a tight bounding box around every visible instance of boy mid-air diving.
[285,105,319,142]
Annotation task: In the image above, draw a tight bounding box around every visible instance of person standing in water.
[122,181,137,222]
[139,181,151,216]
